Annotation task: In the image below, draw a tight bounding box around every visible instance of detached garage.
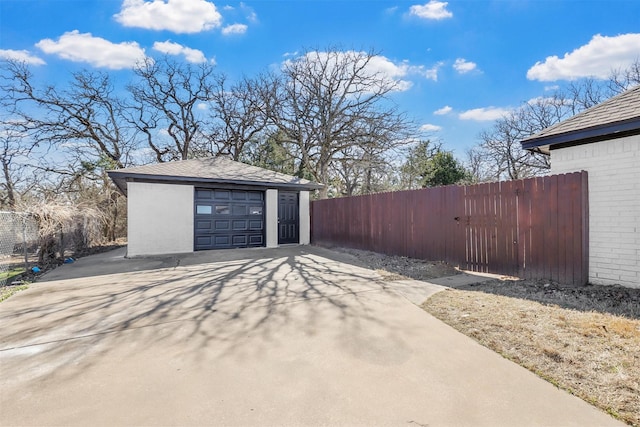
[108,157,322,257]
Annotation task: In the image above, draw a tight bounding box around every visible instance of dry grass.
[423,287,640,426]
[0,283,28,303]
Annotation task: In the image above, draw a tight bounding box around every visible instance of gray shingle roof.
[108,157,323,195]
[521,85,640,153]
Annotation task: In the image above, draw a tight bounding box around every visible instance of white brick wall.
[551,135,640,288]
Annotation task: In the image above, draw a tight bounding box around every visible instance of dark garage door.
[194,188,264,250]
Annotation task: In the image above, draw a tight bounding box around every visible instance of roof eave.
[521,117,640,152]
[107,171,324,196]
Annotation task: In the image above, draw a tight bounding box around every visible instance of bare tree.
[0,120,37,209]
[267,48,415,198]
[0,60,135,169]
[565,78,613,113]
[331,111,415,195]
[471,96,564,180]
[331,148,403,196]
[475,103,553,181]
[609,58,640,94]
[469,90,592,180]
[207,74,271,160]
[129,57,214,161]
[1,60,131,241]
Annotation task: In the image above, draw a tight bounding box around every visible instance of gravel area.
[331,247,460,281]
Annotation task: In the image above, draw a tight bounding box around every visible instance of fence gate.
[462,180,520,277]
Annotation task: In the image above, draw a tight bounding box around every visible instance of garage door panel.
[196,189,213,200]
[196,220,212,230]
[232,220,248,230]
[214,235,231,246]
[195,188,265,250]
[232,205,246,215]
[232,235,248,245]
[249,235,263,245]
[249,220,263,230]
[214,220,230,231]
[214,190,230,199]
[196,236,212,247]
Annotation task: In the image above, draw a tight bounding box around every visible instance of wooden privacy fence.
[311,172,589,285]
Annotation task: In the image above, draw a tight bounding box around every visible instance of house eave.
[521,117,640,154]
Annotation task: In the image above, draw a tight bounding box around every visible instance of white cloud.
[114,0,222,34]
[434,105,452,115]
[197,102,209,110]
[153,40,209,63]
[420,124,442,132]
[410,1,453,20]
[285,51,444,93]
[0,49,46,65]
[240,2,258,23]
[407,61,443,81]
[35,30,146,69]
[453,58,477,74]
[221,23,248,35]
[459,107,511,121]
[351,54,426,90]
[368,56,411,79]
[527,33,640,81]
[544,85,560,92]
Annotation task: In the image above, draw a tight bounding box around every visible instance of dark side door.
[278,191,299,244]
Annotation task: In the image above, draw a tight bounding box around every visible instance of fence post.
[22,214,29,271]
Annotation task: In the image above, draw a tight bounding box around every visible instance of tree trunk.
[2,159,16,210]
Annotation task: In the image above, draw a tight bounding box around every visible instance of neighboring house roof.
[108,157,323,196]
[521,85,640,154]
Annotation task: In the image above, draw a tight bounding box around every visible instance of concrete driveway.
[0,246,621,426]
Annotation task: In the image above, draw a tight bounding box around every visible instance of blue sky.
[1,0,640,156]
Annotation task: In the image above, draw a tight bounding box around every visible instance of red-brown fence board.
[311,172,589,285]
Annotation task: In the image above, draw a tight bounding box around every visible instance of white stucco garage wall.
[266,189,278,248]
[551,135,640,288]
[127,182,194,257]
[299,191,310,245]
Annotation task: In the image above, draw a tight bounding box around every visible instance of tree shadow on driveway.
[0,245,405,385]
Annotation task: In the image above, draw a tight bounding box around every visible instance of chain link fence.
[0,211,39,285]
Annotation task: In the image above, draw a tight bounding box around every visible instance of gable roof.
[521,85,640,154]
[107,157,323,196]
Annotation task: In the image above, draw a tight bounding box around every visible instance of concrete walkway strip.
[0,246,623,426]
[390,271,500,306]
